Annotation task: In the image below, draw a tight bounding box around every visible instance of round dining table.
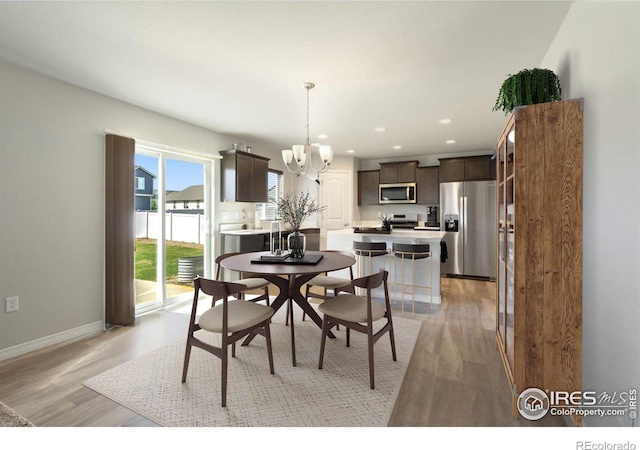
[220,250,356,366]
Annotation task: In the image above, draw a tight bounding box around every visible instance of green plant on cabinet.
[493,68,562,114]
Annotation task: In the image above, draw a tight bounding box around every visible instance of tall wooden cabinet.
[495,99,583,420]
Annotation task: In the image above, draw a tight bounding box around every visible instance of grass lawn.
[135,239,204,282]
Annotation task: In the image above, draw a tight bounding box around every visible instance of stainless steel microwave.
[379,183,416,204]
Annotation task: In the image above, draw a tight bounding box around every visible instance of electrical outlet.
[5,296,19,313]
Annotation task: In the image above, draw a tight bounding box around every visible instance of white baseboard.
[0,320,104,363]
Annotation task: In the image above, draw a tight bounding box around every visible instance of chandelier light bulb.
[292,145,305,163]
[298,151,307,167]
[319,145,332,163]
[282,149,293,166]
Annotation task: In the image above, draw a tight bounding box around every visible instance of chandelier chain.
[281,81,331,176]
[306,84,311,146]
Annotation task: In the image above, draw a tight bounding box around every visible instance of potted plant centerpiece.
[380,213,392,231]
[276,191,326,258]
[493,68,562,114]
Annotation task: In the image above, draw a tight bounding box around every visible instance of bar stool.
[391,242,432,314]
[352,241,389,279]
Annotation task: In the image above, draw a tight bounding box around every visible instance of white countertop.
[220,227,318,236]
[219,229,271,235]
[222,228,446,239]
[327,228,445,240]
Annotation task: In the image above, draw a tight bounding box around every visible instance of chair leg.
[302,284,311,322]
[264,287,270,306]
[181,338,192,382]
[332,288,340,331]
[388,319,397,361]
[411,257,416,315]
[232,340,236,357]
[221,343,228,407]
[264,322,274,374]
[368,327,375,389]
[318,315,329,369]
[401,257,406,314]
[346,327,351,347]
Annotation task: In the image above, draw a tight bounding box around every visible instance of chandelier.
[282,82,333,175]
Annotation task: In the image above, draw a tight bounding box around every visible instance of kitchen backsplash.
[218,202,255,226]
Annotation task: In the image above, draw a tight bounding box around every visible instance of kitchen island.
[327,228,446,305]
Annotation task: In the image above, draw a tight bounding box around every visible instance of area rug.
[83,306,421,427]
[0,401,34,427]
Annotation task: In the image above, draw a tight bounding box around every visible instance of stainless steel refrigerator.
[440,181,496,279]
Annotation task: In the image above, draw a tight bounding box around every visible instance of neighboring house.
[134,166,156,211]
[165,185,204,212]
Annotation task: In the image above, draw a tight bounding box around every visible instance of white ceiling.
[0,1,572,160]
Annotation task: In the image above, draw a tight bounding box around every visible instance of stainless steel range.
[389,213,419,229]
[389,213,441,230]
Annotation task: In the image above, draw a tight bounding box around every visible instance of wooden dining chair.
[318,269,396,389]
[215,252,270,305]
[181,277,275,407]
[294,250,355,327]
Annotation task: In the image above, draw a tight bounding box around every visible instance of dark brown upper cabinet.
[438,155,495,182]
[379,161,418,184]
[357,170,380,205]
[220,149,269,203]
[416,166,439,204]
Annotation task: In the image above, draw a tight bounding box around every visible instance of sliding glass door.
[134,147,212,313]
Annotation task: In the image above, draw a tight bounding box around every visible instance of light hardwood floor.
[0,277,564,427]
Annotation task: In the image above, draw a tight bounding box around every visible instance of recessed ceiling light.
[446,140,456,144]
[374,127,386,132]
[347,149,355,154]
[393,145,402,150]
[439,118,453,125]
[317,134,328,139]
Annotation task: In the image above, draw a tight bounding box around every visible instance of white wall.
[0,61,232,353]
[541,2,640,426]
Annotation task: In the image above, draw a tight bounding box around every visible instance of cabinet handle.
[463,196,468,245]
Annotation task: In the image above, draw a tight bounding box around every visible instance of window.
[135,176,145,190]
[258,169,283,220]
[134,146,212,315]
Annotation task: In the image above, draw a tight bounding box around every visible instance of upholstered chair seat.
[319,294,386,323]
[199,300,274,333]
